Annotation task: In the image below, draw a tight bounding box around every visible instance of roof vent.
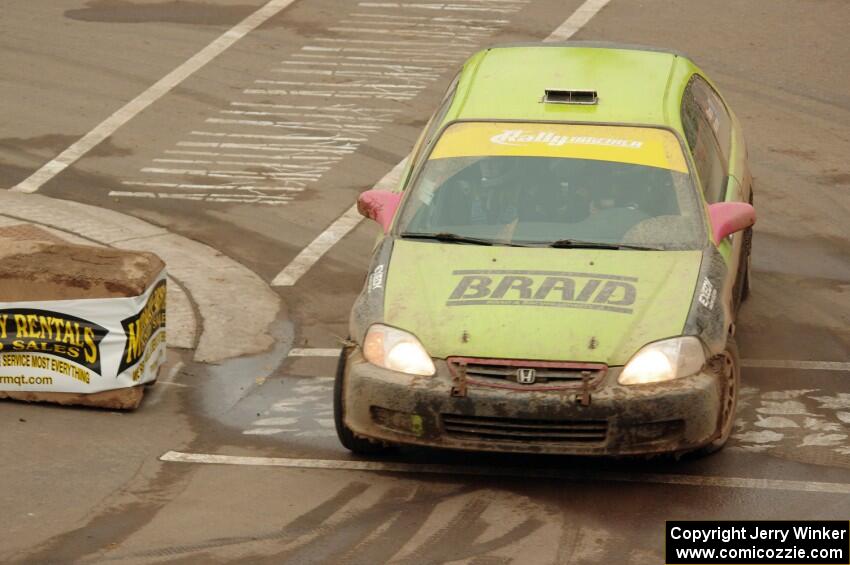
[542,89,598,105]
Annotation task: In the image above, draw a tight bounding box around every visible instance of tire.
[694,337,740,456]
[333,345,392,455]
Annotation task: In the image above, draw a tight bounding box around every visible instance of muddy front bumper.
[342,350,724,456]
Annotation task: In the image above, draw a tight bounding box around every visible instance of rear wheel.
[333,345,392,455]
[695,337,740,456]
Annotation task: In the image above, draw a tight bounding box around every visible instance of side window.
[681,77,727,203]
[689,76,732,162]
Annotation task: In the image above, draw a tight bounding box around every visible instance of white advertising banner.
[0,270,166,394]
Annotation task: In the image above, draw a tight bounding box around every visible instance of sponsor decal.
[368,264,385,292]
[119,279,166,375]
[490,129,643,149]
[446,270,637,314]
[0,309,106,375]
[697,277,717,310]
[428,122,689,173]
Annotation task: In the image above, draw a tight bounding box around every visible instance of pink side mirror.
[708,202,756,243]
[357,190,402,234]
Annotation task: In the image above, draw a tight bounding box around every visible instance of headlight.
[362,324,436,376]
[619,337,706,385]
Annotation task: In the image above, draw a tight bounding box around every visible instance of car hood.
[383,240,702,365]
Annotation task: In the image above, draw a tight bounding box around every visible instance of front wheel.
[694,337,740,456]
[333,345,393,455]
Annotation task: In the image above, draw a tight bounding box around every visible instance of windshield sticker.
[430,122,688,173]
[447,270,638,314]
[491,129,643,149]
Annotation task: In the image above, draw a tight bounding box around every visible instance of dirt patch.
[768,147,817,161]
[65,0,257,25]
[0,386,145,410]
[0,135,133,158]
[0,224,66,245]
[0,134,78,151]
[816,172,850,186]
[0,240,164,300]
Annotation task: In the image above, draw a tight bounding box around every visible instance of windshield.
[395,122,706,249]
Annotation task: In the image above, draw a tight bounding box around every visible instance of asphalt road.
[1,0,849,563]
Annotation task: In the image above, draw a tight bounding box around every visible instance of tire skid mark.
[276,486,429,564]
[394,493,544,564]
[337,487,438,565]
[105,482,371,561]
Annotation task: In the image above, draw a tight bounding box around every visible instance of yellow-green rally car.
[334,42,756,457]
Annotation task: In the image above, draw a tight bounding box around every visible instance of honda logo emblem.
[516,368,536,384]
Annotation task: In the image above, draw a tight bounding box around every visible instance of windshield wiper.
[400,232,495,246]
[544,239,661,251]
[400,232,534,247]
[400,233,655,249]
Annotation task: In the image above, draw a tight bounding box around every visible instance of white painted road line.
[271,159,407,286]
[270,0,608,283]
[544,0,611,42]
[272,204,362,286]
[742,360,850,371]
[160,451,850,494]
[11,0,298,194]
[289,348,343,357]
[144,362,188,406]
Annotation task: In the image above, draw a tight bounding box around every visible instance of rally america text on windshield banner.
[0,270,166,393]
[429,122,689,173]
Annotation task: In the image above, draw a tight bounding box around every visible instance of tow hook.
[575,371,592,406]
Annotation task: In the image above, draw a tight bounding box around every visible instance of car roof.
[444,42,702,134]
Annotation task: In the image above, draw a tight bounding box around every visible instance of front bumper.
[342,349,723,456]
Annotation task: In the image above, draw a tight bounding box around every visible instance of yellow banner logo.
[430,122,688,173]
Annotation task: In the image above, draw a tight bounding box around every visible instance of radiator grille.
[442,414,608,443]
[447,358,606,390]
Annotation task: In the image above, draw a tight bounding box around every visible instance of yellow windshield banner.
[429,122,688,173]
